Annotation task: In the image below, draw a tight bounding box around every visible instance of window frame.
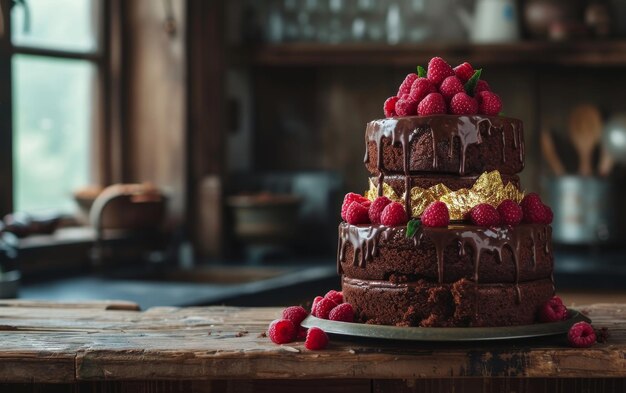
[0,0,113,216]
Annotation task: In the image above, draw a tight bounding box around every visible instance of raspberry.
[297,327,308,339]
[384,96,399,118]
[397,73,419,97]
[305,327,329,350]
[521,193,553,224]
[417,93,446,116]
[421,201,449,227]
[469,203,500,227]
[439,76,465,102]
[541,205,554,225]
[568,321,596,348]
[315,297,338,319]
[341,192,369,221]
[281,306,308,328]
[329,303,354,322]
[520,193,542,212]
[345,201,370,225]
[497,199,523,226]
[380,202,408,226]
[538,296,568,322]
[427,57,455,86]
[475,80,491,94]
[409,78,436,102]
[267,319,296,344]
[324,290,344,305]
[454,62,474,83]
[449,92,478,115]
[395,94,418,117]
[368,196,393,224]
[311,295,323,316]
[476,91,502,116]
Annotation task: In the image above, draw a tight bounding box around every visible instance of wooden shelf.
[239,41,626,67]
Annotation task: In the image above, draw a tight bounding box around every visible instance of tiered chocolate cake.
[337,58,555,328]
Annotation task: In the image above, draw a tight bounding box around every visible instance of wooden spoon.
[568,104,603,176]
[540,129,565,176]
[598,145,614,177]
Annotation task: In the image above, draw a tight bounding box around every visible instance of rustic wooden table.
[0,300,623,393]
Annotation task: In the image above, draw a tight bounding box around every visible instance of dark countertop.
[18,262,338,309]
[553,248,626,290]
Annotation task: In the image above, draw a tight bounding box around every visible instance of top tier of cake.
[364,115,524,177]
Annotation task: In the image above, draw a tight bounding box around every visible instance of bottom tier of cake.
[343,276,554,327]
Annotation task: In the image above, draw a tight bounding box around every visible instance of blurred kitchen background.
[0,0,625,308]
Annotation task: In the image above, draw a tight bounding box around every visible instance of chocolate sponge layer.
[338,223,553,284]
[342,277,554,327]
[364,115,524,176]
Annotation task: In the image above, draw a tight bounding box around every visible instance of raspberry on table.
[439,76,465,102]
[421,201,449,228]
[426,57,455,86]
[345,201,370,225]
[281,306,308,328]
[267,319,296,344]
[469,203,500,227]
[497,199,523,226]
[305,327,329,350]
[454,62,474,83]
[380,202,408,226]
[449,92,478,115]
[315,297,338,319]
[311,296,324,316]
[324,290,344,305]
[417,92,446,116]
[368,196,393,224]
[341,192,370,221]
[397,73,419,97]
[538,296,568,322]
[568,321,597,348]
[329,303,354,323]
[384,96,399,118]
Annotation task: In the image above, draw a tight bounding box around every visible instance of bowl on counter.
[74,183,167,230]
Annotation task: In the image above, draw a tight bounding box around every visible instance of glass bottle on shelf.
[402,0,431,42]
[386,1,403,44]
[363,0,386,42]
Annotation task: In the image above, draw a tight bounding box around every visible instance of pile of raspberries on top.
[384,57,502,118]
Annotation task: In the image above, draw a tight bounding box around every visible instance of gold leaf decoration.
[364,178,402,202]
[365,171,524,220]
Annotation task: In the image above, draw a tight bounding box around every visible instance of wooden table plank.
[0,301,622,383]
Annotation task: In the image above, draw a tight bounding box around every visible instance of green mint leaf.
[417,65,427,78]
[464,69,482,96]
[498,111,506,116]
[405,219,421,238]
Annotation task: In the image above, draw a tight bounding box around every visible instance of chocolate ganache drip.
[337,223,551,303]
[364,115,524,179]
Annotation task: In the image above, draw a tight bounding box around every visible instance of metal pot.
[545,176,616,244]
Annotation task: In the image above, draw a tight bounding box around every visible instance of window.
[0,0,104,215]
